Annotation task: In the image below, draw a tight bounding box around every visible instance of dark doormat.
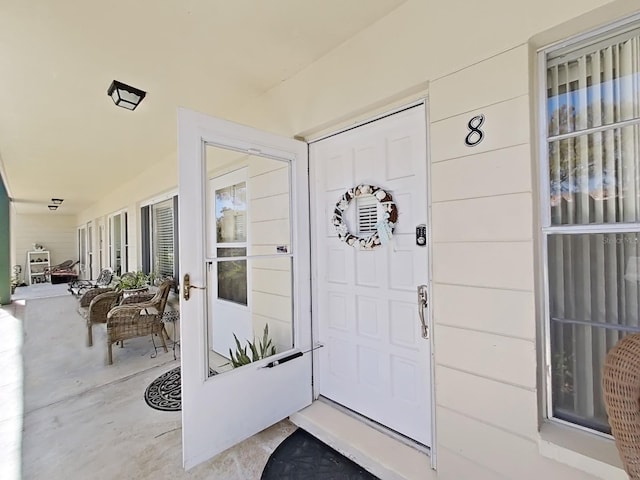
[144,366,215,411]
[261,428,379,479]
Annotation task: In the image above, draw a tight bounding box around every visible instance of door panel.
[310,105,431,446]
[178,108,312,469]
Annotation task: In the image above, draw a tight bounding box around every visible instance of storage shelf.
[27,250,50,285]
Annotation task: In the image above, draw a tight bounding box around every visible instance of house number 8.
[464,114,485,147]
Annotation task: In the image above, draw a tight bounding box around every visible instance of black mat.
[261,428,379,479]
[144,366,215,411]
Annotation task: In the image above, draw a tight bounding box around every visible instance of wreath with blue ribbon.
[332,184,398,250]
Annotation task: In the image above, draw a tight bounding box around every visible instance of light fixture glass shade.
[48,205,58,211]
[107,80,146,111]
[51,198,64,205]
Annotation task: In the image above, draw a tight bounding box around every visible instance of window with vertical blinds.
[543,21,640,434]
[151,198,175,279]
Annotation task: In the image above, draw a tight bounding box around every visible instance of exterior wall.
[428,45,602,480]
[71,0,640,478]
[0,177,10,304]
[12,214,76,280]
[248,157,292,353]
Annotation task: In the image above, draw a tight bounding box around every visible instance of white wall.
[248,156,292,353]
[12,213,77,280]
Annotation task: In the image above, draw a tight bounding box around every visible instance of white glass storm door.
[108,211,127,275]
[98,223,104,271]
[87,223,94,279]
[77,226,87,279]
[178,108,312,469]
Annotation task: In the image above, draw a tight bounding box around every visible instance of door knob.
[183,273,205,301]
[417,284,429,339]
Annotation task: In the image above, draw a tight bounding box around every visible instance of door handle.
[417,284,429,339]
[183,273,205,301]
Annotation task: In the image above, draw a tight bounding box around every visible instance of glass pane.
[216,183,246,243]
[112,214,122,275]
[550,322,622,434]
[548,232,640,433]
[208,256,293,376]
[548,125,640,225]
[217,248,247,305]
[205,144,293,378]
[547,31,640,137]
[152,199,175,278]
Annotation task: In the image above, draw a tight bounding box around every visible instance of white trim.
[306,99,426,144]
[547,117,640,143]
[140,188,178,208]
[421,96,437,472]
[536,11,640,54]
[544,224,640,234]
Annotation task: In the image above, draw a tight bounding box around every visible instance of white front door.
[178,108,312,469]
[310,105,432,446]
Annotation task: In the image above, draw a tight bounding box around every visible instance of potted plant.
[229,324,277,368]
[113,271,151,293]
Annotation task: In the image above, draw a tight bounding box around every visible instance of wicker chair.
[603,333,640,478]
[105,279,174,365]
[77,290,122,347]
[69,268,114,296]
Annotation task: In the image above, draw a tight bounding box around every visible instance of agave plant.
[229,324,277,368]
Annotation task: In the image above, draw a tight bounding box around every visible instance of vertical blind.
[545,24,640,433]
[152,198,175,279]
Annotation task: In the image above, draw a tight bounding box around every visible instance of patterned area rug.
[261,429,379,479]
[144,366,215,411]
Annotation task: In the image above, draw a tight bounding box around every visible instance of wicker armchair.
[78,287,114,309]
[77,290,122,347]
[105,279,174,365]
[603,333,640,478]
[69,268,114,296]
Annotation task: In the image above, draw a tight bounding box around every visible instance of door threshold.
[289,400,435,480]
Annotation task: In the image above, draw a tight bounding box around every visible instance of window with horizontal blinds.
[542,20,640,435]
[152,198,175,279]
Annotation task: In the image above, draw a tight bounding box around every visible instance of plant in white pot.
[113,271,152,293]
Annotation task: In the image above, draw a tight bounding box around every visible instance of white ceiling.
[0,0,406,214]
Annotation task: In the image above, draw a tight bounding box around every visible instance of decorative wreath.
[332,184,398,250]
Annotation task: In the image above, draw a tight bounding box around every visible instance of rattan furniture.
[603,333,640,478]
[69,268,114,296]
[77,289,122,347]
[105,279,174,365]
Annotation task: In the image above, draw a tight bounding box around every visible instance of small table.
[162,310,180,360]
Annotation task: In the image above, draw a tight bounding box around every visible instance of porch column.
[0,176,10,305]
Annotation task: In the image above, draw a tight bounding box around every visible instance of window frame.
[140,191,179,282]
[209,167,250,309]
[538,14,640,438]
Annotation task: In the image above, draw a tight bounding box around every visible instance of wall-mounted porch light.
[107,80,147,111]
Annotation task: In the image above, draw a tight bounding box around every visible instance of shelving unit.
[27,250,50,285]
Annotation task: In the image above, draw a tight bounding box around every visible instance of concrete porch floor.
[0,284,295,480]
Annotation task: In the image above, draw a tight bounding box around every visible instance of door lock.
[416,224,427,246]
[417,284,429,339]
[183,273,205,301]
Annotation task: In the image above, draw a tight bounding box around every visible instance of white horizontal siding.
[12,214,77,276]
[433,284,536,340]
